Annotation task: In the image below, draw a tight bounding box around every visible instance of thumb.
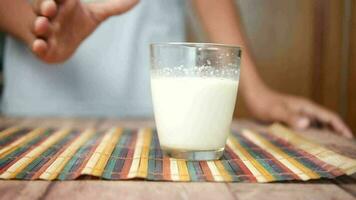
[88,0,139,21]
[279,110,310,130]
[287,116,310,130]
[269,104,310,130]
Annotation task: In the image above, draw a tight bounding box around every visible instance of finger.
[328,115,353,138]
[33,0,58,18]
[269,103,310,130]
[284,115,310,130]
[33,0,44,14]
[293,117,311,130]
[41,0,58,18]
[32,39,48,58]
[87,0,139,22]
[301,101,353,138]
[33,16,51,37]
[310,108,352,137]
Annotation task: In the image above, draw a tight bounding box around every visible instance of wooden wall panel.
[233,0,316,117]
[236,0,315,97]
[187,0,354,131]
[312,0,347,116]
[313,0,355,133]
[347,1,356,133]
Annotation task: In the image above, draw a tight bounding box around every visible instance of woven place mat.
[0,124,355,182]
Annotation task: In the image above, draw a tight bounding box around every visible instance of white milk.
[151,76,239,151]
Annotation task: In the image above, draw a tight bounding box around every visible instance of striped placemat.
[0,124,355,182]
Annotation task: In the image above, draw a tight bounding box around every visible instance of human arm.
[191,0,353,138]
[0,0,36,47]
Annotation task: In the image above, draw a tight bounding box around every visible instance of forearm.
[191,0,272,100]
[0,0,36,46]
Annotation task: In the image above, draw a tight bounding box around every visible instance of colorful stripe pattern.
[0,124,355,182]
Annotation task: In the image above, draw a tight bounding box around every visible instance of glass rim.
[150,42,241,51]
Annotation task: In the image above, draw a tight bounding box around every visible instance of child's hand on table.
[245,87,353,138]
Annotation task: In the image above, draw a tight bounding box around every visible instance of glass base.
[162,147,224,161]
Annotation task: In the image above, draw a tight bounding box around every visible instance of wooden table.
[0,117,355,200]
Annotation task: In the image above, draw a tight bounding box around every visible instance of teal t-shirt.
[2,0,185,117]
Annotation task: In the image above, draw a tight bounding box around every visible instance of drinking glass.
[150,43,241,160]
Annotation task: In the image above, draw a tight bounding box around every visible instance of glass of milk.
[150,43,241,160]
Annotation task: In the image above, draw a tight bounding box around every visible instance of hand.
[31,0,139,63]
[245,88,353,138]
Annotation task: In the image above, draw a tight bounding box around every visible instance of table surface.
[0,117,355,200]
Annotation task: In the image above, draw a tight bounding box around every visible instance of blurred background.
[187,0,356,133]
[0,0,355,132]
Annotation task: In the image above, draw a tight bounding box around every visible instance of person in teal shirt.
[0,0,352,138]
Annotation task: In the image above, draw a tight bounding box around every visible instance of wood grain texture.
[43,182,236,200]
[332,174,356,197]
[347,0,356,134]
[0,181,51,200]
[311,0,344,113]
[237,0,315,118]
[187,0,354,124]
[0,118,355,200]
[227,182,355,200]
[236,0,315,97]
